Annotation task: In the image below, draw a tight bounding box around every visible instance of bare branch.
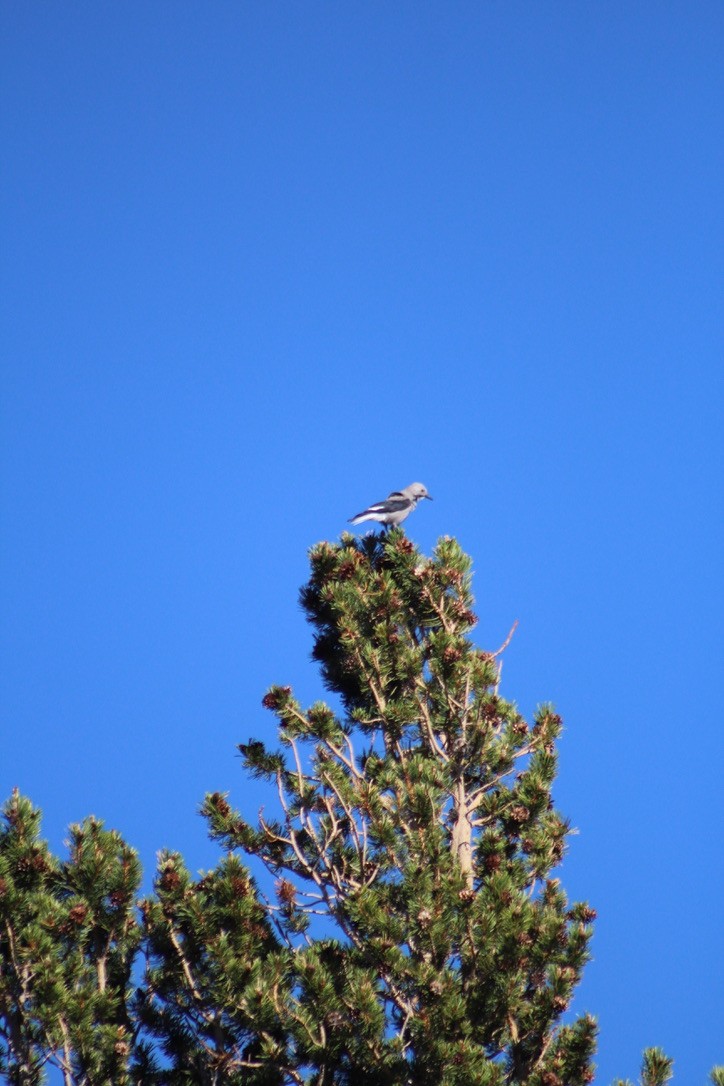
[491,619,519,658]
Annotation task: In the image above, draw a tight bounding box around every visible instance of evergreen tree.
[2,530,711,1084]
[0,791,141,1085]
[205,531,596,1085]
[134,850,291,1083]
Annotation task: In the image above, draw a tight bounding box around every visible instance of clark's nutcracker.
[348,482,432,528]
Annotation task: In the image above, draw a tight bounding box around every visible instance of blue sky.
[1,4,722,1081]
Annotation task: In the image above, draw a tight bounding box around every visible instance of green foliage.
[610,1044,677,1086]
[640,1048,674,1086]
[135,851,290,1083]
[0,531,700,1084]
[211,531,598,1084]
[0,790,141,1084]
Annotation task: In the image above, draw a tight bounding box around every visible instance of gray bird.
[348,482,433,528]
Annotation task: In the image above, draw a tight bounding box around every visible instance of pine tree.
[0,790,141,1085]
[2,529,711,1084]
[204,530,596,1085]
[133,850,291,1083]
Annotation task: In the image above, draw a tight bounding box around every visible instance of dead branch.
[491,619,519,658]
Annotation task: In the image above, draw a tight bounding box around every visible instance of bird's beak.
[425,494,433,500]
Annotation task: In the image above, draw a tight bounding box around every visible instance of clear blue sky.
[1,4,722,1081]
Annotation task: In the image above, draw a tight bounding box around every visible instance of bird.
[348,482,433,528]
